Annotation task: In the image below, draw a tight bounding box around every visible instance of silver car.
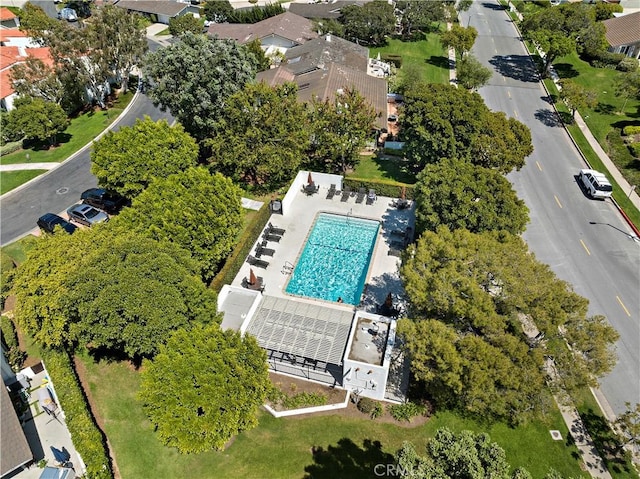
[67,204,109,227]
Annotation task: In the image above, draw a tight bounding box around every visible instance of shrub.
[591,52,626,69]
[282,392,327,409]
[371,402,384,419]
[357,397,376,414]
[0,314,25,370]
[40,349,113,479]
[0,140,22,155]
[617,57,639,72]
[382,54,402,68]
[623,126,640,136]
[1,252,16,310]
[342,178,414,200]
[630,142,640,158]
[388,402,426,422]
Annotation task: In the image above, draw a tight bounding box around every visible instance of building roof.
[1,377,33,477]
[0,46,54,98]
[258,62,387,129]
[207,11,318,45]
[0,46,21,70]
[0,6,17,21]
[0,28,27,43]
[115,0,189,17]
[602,11,640,47]
[255,66,296,86]
[284,33,369,75]
[288,1,370,20]
[245,296,354,366]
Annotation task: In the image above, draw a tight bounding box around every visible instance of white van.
[57,8,78,22]
[578,169,613,199]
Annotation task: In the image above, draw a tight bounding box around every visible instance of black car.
[37,213,77,235]
[80,188,127,214]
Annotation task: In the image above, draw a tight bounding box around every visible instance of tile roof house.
[0,44,54,111]
[288,0,371,20]
[602,11,640,59]
[114,0,193,25]
[0,7,20,28]
[1,377,33,477]
[0,28,38,48]
[207,11,318,51]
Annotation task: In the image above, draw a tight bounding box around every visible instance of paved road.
[0,90,173,245]
[462,1,639,415]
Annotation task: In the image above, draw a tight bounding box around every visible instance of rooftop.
[602,11,640,47]
[348,316,390,366]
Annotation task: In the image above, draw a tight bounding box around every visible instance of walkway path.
[1,163,59,171]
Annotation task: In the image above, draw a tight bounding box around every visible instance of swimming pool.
[285,213,379,305]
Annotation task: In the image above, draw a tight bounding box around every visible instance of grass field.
[350,154,417,185]
[0,170,48,195]
[0,235,38,265]
[370,33,450,86]
[77,353,588,479]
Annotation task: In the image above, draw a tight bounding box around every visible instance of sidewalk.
[1,163,59,171]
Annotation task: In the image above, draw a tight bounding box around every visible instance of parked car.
[66,204,109,226]
[80,188,127,214]
[578,169,613,199]
[37,213,77,235]
[57,8,78,22]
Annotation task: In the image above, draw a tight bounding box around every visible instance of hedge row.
[0,314,18,349]
[40,349,113,479]
[343,177,415,200]
[209,201,272,293]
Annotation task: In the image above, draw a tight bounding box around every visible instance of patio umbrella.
[307,171,313,185]
[385,292,393,308]
[249,268,257,285]
[400,186,406,200]
[51,446,67,464]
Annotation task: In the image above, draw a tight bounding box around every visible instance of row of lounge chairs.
[332,186,376,204]
[246,222,287,269]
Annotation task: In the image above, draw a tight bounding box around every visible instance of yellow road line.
[580,239,591,256]
[536,161,542,171]
[616,296,631,317]
[554,195,562,208]
[513,109,518,117]
[507,91,511,98]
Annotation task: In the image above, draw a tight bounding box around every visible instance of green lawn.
[0,91,134,166]
[1,235,38,265]
[349,154,417,185]
[0,170,48,195]
[370,33,450,86]
[78,354,588,479]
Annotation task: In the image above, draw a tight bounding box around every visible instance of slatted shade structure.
[246,296,353,367]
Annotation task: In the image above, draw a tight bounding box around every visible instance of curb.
[0,88,141,201]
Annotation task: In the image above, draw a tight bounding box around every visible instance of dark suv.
[80,188,127,214]
[37,213,77,234]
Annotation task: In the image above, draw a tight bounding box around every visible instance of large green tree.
[558,79,597,119]
[413,158,529,235]
[90,117,198,199]
[12,230,217,358]
[9,56,65,106]
[396,1,451,36]
[143,33,258,141]
[402,83,533,173]
[168,13,204,37]
[339,0,396,46]
[203,0,234,23]
[138,324,270,453]
[5,97,68,145]
[112,168,243,282]
[440,24,477,56]
[398,227,619,422]
[206,82,309,191]
[306,87,378,173]
[456,54,492,91]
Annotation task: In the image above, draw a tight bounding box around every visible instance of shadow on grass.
[371,155,418,184]
[22,133,72,151]
[553,62,579,79]
[580,408,636,476]
[595,103,616,115]
[425,55,451,70]
[303,438,395,479]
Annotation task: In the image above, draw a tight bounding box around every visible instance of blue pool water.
[285,213,379,305]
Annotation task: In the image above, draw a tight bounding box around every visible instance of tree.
[339,0,396,47]
[138,324,270,453]
[594,1,623,21]
[206,82,309,191]
[456,54,491,90]
[306,87,378,173]
[402,84,533,173]
[112,168,243,282]
[17,3,57,44]
[143,32,258,141]
[558,80,597,119]
[245,39,271,71]
[615,402,640,449]
[91,117,198,199]
[528,30,574,78]
[440,24,477,56]
[87,5,148,93]
[5,97,68,145]
[395,428,529,479]
[313,18,345,38]
[396,1,450,36]
[12,229,217,357]
[204,0,234,23]
[169,13,204,37]
[413,158,529,235]
[614,70,640,114]
[9,56,66,106]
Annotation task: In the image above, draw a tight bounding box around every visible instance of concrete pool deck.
[232,183,416,314]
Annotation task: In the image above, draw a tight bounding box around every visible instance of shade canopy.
[249,268,257,285]
[307,172,313,185]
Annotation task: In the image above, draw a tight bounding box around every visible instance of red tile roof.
[0,46,21,70]
[0,7,17,21]
[0,28,27,42]
[0,46,54,99]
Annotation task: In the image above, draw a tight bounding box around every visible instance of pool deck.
[232,185,415,314]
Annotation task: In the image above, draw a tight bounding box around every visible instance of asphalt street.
[462,1,639,415]
[0,90,173,245]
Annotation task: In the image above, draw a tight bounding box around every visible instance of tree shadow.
[488,55,539,83]
[21,133,73,151]
[553,62,579,79]
[303,438,395,479]
[481,2,506,10]
[541,94,557,105]
[371,154,417,184]
[535,108,563,127]
[425,55,452,71]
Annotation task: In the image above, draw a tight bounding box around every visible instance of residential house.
[114,0,194,25]
[284,33,369,75]
[0,44,54,111]
[0,28,38,49]
[288,0,372,20]
[207,11,318,56]
[0,7,19,29]
[602,11,640,59]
